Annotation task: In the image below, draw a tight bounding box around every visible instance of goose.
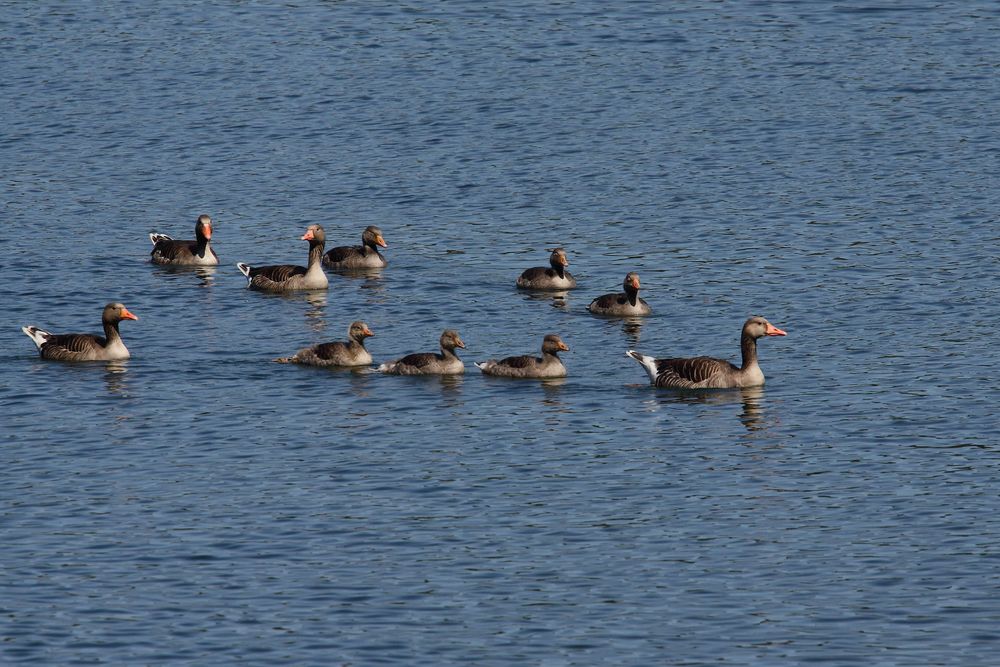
[323,225,388,269]
[516,248,577,290]
[149,214,219,265]
[275,321,374,367]
[627,316,786,389]
[22,302,139,362]
[378,329,465,375]
[588,272,651,317]
[237,224,328,291]
[475,334,569,378]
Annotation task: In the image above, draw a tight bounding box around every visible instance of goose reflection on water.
[334,267,388,304]
[103,360,130,397]
[640,386,777,436]
[521,289,571,309]
[151,264,218,287]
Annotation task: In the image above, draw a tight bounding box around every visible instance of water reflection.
[620,317,644,345]
[521,290,571,309]
[103,360,130,397]
[302,290,328,332]
[150,264,218,287]
[641,386,776,436]
[332,268,387,303]
[539,377,569,412]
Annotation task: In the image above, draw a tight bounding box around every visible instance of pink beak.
[765,323,787,336]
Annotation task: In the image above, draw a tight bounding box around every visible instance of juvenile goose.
[323,225,388,269]
[588,272,651,317]
[516,248,577,290]
[379,329,465,375]
[475,334,569,378]
[149,214,219,266]
[237,224,328,291]
[22,302,139,362]
[627,316,787,389]
[276,321,374,367]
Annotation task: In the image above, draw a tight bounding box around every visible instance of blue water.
[3,1,1000,664]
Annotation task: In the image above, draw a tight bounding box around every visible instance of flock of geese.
[21,215,787,389]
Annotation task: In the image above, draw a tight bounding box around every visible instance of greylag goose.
[149,214,219,265]
[516,248,577,290]
[22,302,139,362]
[378,329,465,375]
[475,334,569,378]
[237,224,328,291]
[627,316,787,389]
[588,272,651,317]
[276,321,374,367]
[323,225,388,269]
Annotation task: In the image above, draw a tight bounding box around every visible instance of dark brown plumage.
[150,214,219,266]
[237,225,329,291]
[475,334,569,378]
[276,321,374,367]
[323,226,388,269]
[22,303,139,362]
[627,316,787,389]
[379,330,465,375]
[588,272,651,317]
[516,248,577,290]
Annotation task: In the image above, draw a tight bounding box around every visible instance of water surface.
[3,1,1000,664]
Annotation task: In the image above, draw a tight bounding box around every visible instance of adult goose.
[237,224,328,291]
[276,321,374,367]
[588,272,651,317]
[323,225,388,269]
[627,316,787,389]
[149,214,219,266]
[516,248,577,290]
[475,334,569,378]
[378,329,465,375]
[22,302,139,362]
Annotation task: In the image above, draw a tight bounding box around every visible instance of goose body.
[22,302,139,362]
[276,321,374,367]
[379,330,465,375]
[627,316,786,389]
[237,225,328,291]
[476,334,569,378]
[516,248,577,290]
[588,272,651,317]
[150,214,219,266]
[323,226,388,269]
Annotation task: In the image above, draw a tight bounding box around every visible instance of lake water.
[3,1,1000,664]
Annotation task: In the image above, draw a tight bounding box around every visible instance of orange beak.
[630,277,640,289]
[375,235,387,248]
[121,308,139,321]
[558,341,570,351]
[455,338,466,349]
[363,327,374,337]
[765,323,787,336]
[301,229,315,241]
[202,225,212,240]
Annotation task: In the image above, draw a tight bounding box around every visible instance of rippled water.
[3,1,1000,664]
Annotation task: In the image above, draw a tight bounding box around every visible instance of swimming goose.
[323,225,388,269]
[378,329,465,375]
[276,321,374,367]
[627,316,787,389]
[516,248,577,290]
[22,302,139,362]
[237,224,328,291]
[149,214,219,265]
[588,272,651,317]
[475,334,569,378]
